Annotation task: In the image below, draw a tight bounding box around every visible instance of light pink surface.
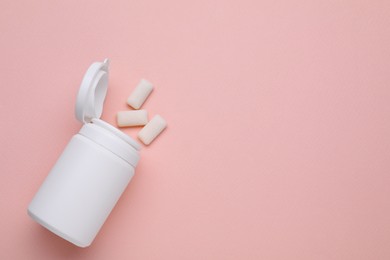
[1,0,389,259]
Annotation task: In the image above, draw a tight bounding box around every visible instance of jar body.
[28,133,135,247]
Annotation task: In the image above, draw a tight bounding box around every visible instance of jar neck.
[79,121,140,167]
[91,119,141,151]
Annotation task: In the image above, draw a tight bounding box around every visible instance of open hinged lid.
[75,59,110,123]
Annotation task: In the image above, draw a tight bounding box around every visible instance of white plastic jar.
[27,59,140,247]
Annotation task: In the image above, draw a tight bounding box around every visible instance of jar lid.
[75,59,109,123]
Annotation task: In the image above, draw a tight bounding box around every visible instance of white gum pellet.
[137,115,167,145]
[127,79,154,109]
[117,110,148,127]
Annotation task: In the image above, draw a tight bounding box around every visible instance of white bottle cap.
[75,59,110,123]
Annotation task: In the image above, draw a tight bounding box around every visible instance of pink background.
[1,0,389,259]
